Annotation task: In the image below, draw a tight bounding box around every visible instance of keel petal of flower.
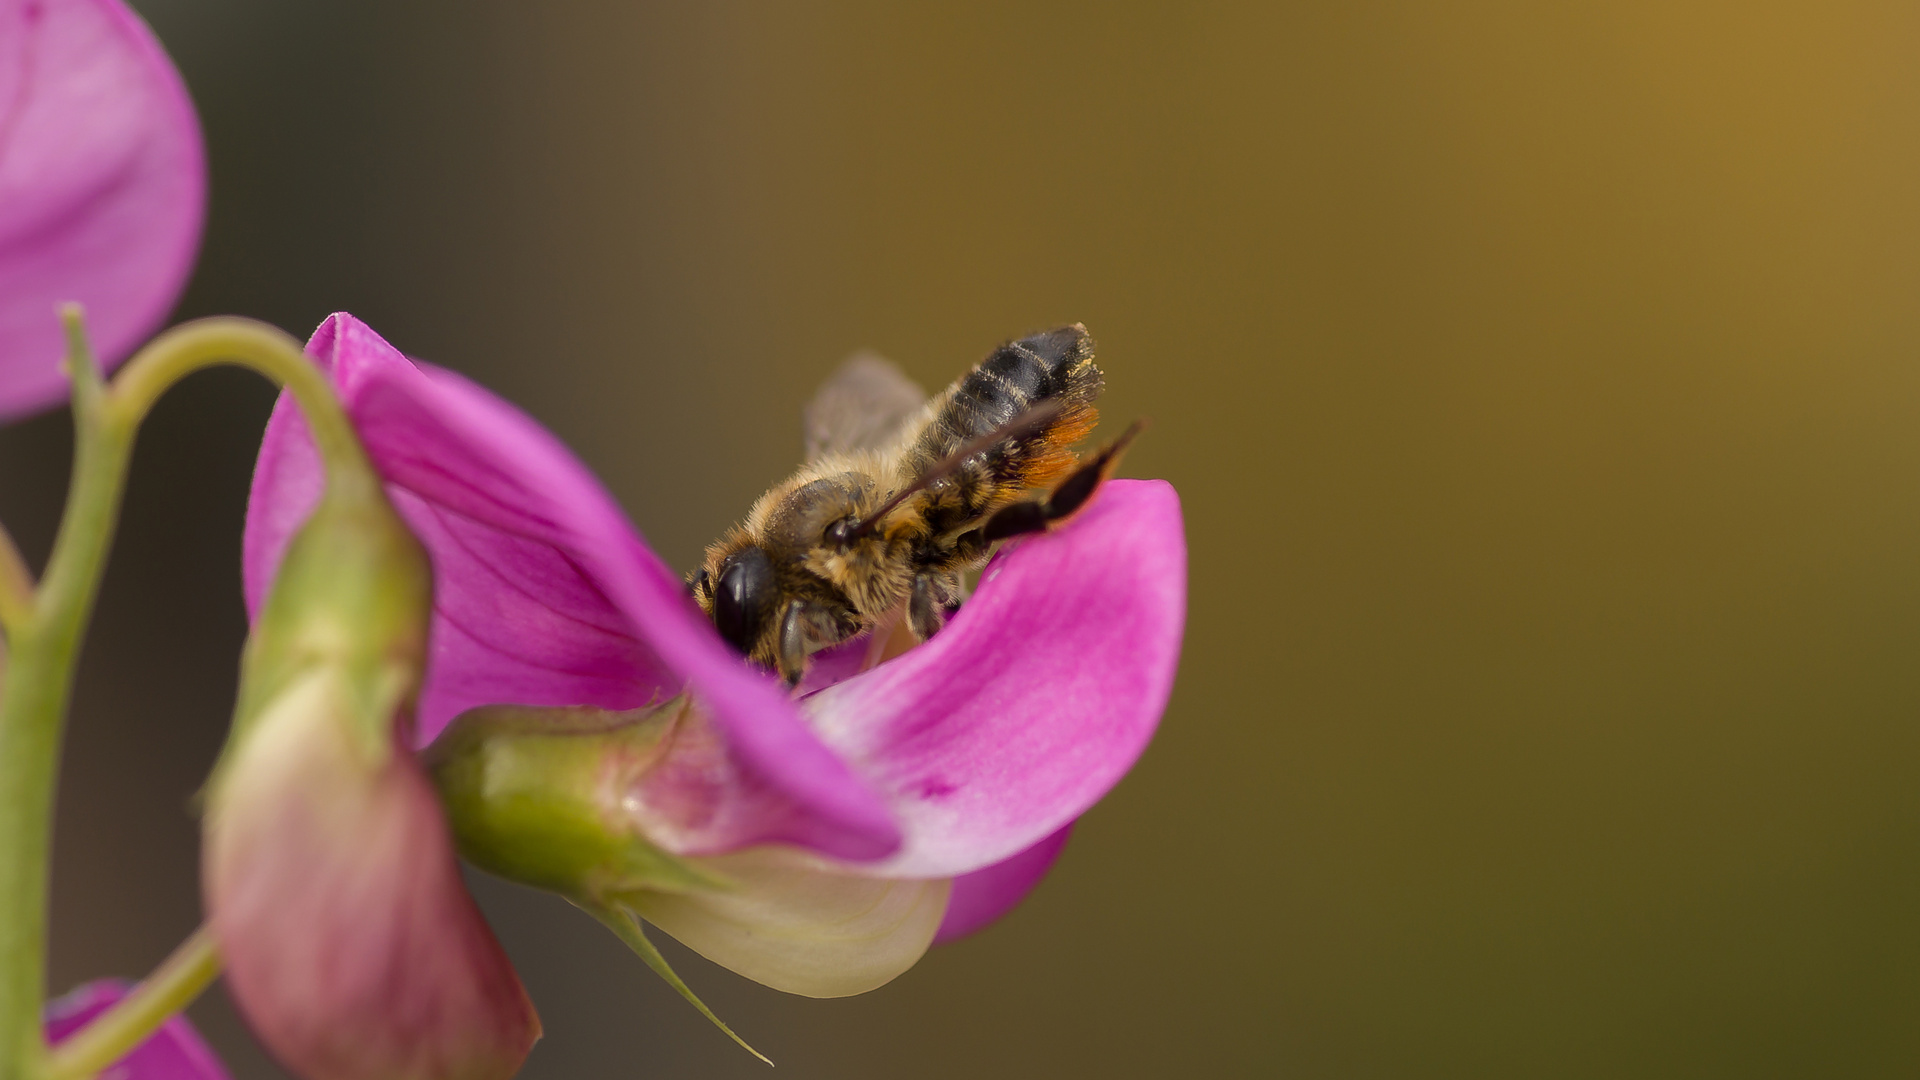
[626,847,952,999]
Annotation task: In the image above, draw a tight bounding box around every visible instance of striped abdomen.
[905,324,1105,534]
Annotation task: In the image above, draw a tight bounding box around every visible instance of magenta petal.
[0,0,204,420]
[244,314,900,861]
[806,479,1186,878]
[933,822,1073,945]
[45,981,230,1080]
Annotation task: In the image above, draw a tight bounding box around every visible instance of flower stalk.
[0,315,132,1080]
[0,311,379,1080]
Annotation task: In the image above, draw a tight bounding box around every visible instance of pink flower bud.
[206,427,539,1079]
[205,671,539,1080]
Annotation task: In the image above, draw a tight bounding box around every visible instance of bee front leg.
[777,599,809,688]
[983,418,1147,542]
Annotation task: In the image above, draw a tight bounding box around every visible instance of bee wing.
[803,351,928,460]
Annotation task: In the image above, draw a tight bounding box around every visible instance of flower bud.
[223,472,430,750]
[204,477,540,1080]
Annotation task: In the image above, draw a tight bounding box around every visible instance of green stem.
[42,927,219,1080]
[0,313,373,1080]
[582,902,772,1067]
[0,318,128,1080]
[107,317,373,491]
[0,523,33,634]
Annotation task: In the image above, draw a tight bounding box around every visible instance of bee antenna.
[848,399,1067,540]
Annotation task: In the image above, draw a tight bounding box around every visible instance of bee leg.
[980,501,1048,543]
[983,418,1147,542]
[777,599,809,688]
[908,574,946,642]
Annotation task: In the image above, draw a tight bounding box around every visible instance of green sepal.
[580,901,771,1066]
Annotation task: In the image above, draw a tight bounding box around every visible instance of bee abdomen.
[949,325,1095,433]
[916,324,1104,490]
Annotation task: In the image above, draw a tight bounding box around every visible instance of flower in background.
[243,313,1184,1004]
[0,0,205,420]
[45,983,229,1080]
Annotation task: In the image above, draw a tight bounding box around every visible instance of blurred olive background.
[2,1,1918,1075]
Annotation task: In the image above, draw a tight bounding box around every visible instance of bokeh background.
[2,1,1917,1075]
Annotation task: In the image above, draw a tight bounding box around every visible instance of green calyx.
[221,468,431,782]
[423,699,727,902]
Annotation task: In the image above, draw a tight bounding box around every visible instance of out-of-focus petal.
[629,847,951,999]
[0,0,204,419]
[204,671,540,1080]
[933,822,1073,945]
[45,981,230,1080]
[805,480,1186,879]
[244,314,900,862]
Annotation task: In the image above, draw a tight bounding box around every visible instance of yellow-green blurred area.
[1,1,1916,1075]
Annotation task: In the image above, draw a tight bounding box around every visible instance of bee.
[688,324,1142,686]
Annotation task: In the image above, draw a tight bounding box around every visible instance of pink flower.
[242,313,1184,1001]
[44,982,230,1080]
[0,0,205,420]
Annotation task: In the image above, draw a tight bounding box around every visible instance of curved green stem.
[0,312,377,1080]
[42,927,219,1080]
[0,317,128,1080]
[107,317,373,497]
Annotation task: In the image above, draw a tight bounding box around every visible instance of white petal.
[629,847,950,998]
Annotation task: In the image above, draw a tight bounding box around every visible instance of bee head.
[709,545,775,656]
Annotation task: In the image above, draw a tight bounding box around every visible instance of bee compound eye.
[713,548,774,655]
